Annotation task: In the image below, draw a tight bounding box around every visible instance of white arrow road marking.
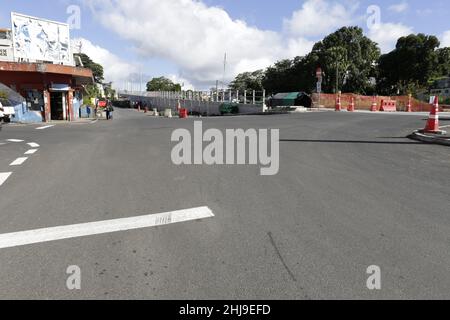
[27,142,40,148]
[7,139,24,143]
[0,172,12,187]
[36,125,54,130]
[24,149,38,155]
[0,206,215,250]
[10,157,28,166]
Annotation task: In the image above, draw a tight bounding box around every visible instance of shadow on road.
[280,139,423,145]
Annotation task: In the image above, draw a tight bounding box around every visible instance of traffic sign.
[316,68,322,79]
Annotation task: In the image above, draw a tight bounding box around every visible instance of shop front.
[0,62,93,123]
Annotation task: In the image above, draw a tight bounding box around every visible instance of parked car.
[0,98,15,123]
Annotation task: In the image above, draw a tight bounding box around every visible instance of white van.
[0,98,15,123]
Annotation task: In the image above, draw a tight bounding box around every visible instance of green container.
[219,102,239,115]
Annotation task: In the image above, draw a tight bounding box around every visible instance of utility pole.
[222,52,227,91]
[336,62,339,94]
[215,80,219,102]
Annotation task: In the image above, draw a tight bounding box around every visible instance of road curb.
[407,131,450,146]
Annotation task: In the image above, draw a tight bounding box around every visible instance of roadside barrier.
[380,100,397,112]
[347,97,355,112]
[406,95,412,113]
[335,95,342,112]
[421,96,443,134]
[371,96,378,112]
[179,108,188,119]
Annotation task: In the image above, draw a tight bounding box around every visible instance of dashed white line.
[7,139,24,143]
[27,142,40,148]
[36,125,54,130]
[0,206,215,250]
[24,149,38,155]
[10,157,28,166]
[0,172,12,187]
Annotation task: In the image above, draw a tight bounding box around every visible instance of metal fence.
[118,90,267,116]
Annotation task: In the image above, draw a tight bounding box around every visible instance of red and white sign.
[316,68,322,79]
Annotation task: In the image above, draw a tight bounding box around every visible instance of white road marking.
[0,172,12,187]
[439,125,450,129]
[36,125,54,130]
[7,139,24,143]
[27,142,40,148]
[0,206,215,250]
[90,120,98,124]
[10,157,28,166]
[24,149,38,155]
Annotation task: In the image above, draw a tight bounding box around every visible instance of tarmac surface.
[0,109,449,299]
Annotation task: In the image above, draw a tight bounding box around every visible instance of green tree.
[436,47,450,77]
[146,77,182,91]
[262,27,379,95]
[76,53,104,83]
[229,70,264,91]
[309,26,380,94]
[377,34,441,95]
[83,84,100,105]
[262,55,317,94]
[0,90,7,99]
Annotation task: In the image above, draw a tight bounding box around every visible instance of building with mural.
[0,12,93,123]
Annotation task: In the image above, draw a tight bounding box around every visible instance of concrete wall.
[12,102,43,123]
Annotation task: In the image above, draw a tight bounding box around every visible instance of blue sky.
[1,0,449,89]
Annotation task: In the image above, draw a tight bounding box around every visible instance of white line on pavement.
[7,139,24,143]
[0,206,215,250]
[90,120,98,124]
[0,172,12,187]
[36,125,54,130]
[27,142,40,148]
[10,157,28,166]
[24,149,38,155]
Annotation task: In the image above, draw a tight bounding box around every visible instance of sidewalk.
[408,131,450,146]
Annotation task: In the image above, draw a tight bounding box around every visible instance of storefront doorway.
[50,92,65,120]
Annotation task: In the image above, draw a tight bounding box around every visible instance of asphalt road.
[0,109,449,300]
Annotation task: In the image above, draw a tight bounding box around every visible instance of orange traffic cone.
[421,96,443,134]
[370,96,378,112]
[347,97,355,112]
[335,94,342,112]
[406,95,412,112]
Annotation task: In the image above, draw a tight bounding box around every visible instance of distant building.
[0,13,93,123]
[430,77,450,98]
[0,29,14,62]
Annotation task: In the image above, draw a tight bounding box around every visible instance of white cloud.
[84,0,285,89]
[283,0,359,37]
[389,2,409,13]
[286,38,316,58]
[79,0,416,88]
[81,0,323,89]
[167,74,195,91]
[441,31,450,48]
[72,37,140,87]
[367,23,413,53]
